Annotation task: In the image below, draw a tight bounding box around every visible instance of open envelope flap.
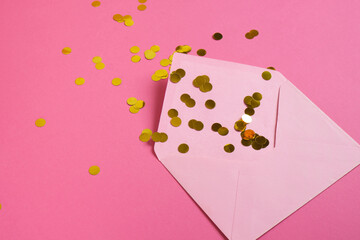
[231,80,360,240]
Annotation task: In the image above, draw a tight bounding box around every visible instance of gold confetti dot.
[211,123,222,132]
[89,165,100,175]
[262,71,271,80]
[252,92,262,101]
[168,109,178,118]
[129,106,139,114]
[62,47,72,55]
[252,141,262,150]
[185,98,196,108]
[112,78,122,86]
[92,56,102,63]
[124,15,132,20]
[178,143,189,153]
[155,69,168,78]
[144,49,156,59]
[127,97,137,105]
[170,72,181,83]
[138,0,147,2]
[242,129,255,140]
[197,49,207,56]
[131,55,141,63]
[180,94,190,102]
[113,14,124,22]
[139,133,151,142]
[188,119,196,129]
[160,59,171,67]
[267,66,276,70]
[130,46,140,53]
[244,107,255,116]
[75,77,85,85]
[263,139,270,148]
[245,32,254,39]
[170,117,182,127]
[205,99,216,109]
[91,1,101,7]
[250,29,259,37]
[134,100,145,109]
[201,82,213,92]
[35,118,46,127]
[244,96,253,106]
[218,127,229,136]
[175,45,192,53]
[193,121,204,131]
[95,62,105,70]
[142,128,152,135]
[159,133,168,143]
[224,144,235,153]
[212,32,223,40]
[124,19,134,26]
[255,136,266,145]
[137,4,147,11]
[151,74,161,81]
[150,45,160,52]
[241,139,252,146]
[251,100,260,108]
[175,68,186,78]
[234,120,246,132]
[152,132,161,142]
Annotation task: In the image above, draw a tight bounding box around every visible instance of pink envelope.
[154,53,360,240]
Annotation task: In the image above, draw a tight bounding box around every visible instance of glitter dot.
[75,77,85,85]
[95,62,105,70]
[62,47,72,55]
[112,78,122,86]
[137,4,147,11]
[35,118,46,127]
[91,1,101,7]
[89,166,100,175]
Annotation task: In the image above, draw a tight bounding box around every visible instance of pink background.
[0,0,359,239]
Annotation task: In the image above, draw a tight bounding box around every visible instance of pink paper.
[155,53,360,240]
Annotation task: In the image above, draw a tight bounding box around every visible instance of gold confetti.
[252,141,262,150]
[89,165,100,175]
[252,92,262,101]
[175,45,192,53]
[170,117,182,127]
[130,46,140,53]
[124,19,134,27]
[144,49,156,60]
[150,45,160,52]
[95,62,105,70]
[91,1,101,7]
[244,96,253,106]
[151,74,161,81]
[212,32,223,40]
[263,139,270,148]
[197,49,206,56]
[75,77,85,85]
[134,100,145,109]
[193,121,204,131]
[180,93,190,102]
[92,56,102,63]
[242,129,255,140]
[255,136,266,145]
[129,106,140,114]
[224,144,235,153]
[170,72,181,83]
[244,107,255,116]
[131,55,141,63]
[245,30,259,39]
[138,0,147,2]
[234,120,246,132]
[200,82,213,92]
[267,66,276,70]
[251,100,260,108]
[127,97,137,105]
[185,98,196,108]
[205,99,216,109]
[241,139,252,146]
[124,15,132,20]
[35,118,46,127]
[175,69,186,78]
[112,78,122,86]
[151,132,161,142]
[168,109,178,118]
[139,133,151,142]
[178,143,189,153]
[137,4,147,11]
[188,119,196,129]
[62,47,72,55]
[155,69,168,78]
[142,128,152,135]
[113,14,124,22]
[160,59,171,67]
[262,71,272,80]
[159,133,168,143]
[211,123,222,132]
[218,127,229,136]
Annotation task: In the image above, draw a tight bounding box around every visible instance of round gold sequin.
[211,123,222,132]
[123,15,132,20]
[124,19,134,27]
[95,62,105,70]
[150,45,160,52]
[197,49,207,56]
[255,136,266,145]
[201,82,213,92]
[250,29,259,37]
[137,4,147,11]
[130,46,140,53]
[92,56,102,63]
[193,121,204,131]
[151,132,161,142]
[180,94,190,102]
[91,1,101,7]
[241,139,252,146]
[244,107,255,116]
[89,165,100,175]
[129,106,139,113]
[170,72,181,83]
[242,129,255,140]
[155,69,168,77]
[263,139,269,148]
[252,141,262,150]
[160,59,171,67]
[252,92,262,101]
[185,98,196,108]
[35,118,46,127]
[244,96,252,106]
[131,55,141,63]
[112,78,122,86]
[127,97,137,105]
[188,119,196,129]
[218,127,229,136]
[139,133,151,142]
[144,49,156,60]
[138,0,147,3]
[75,77,85,85]
[62,47,72,55]
[251,100,260,108]
[142,128,152,135]
[267,66,276,70]
[159,133,168,143]
[224,144,235,153]
[234,120,246,132]
[168,109,178,118]
[170,117,182,127]
[175,69,186,78]
[205,99,216,109]
[178,143,189,153]
[262,71,272,80]
[134,100,145,109]
[113,14,124,22]
[212,32,223,40]
[175,45,192,53]
[151,74,161,81]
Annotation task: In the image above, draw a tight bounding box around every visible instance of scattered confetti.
[188,119,204,131]
[139,132,151,142]
[75,77,85,85]
[152,69,168,81]
[131,55,141,63]
[35,118,46,127]
[244,107,255,116]
[170,69,186,83]
[139,129,168,143]
[124,19,134,26]
[129,106,139,113]
[150,45,160,52]
[113,14,124,22]
[130,46,140,53]
[262,71,272,80]
[211,123,222,132]
[245,29,259,39]
[205,99,216,109]
[168,109,178,118]
[127,97,137,105]
[218,127,229,136]
[160,59,171,67]
[111,78,122,86]
[212,32,223,40]
[176,69,186,78]
[170,117,182,127]
[224,144,235,153]
[193,75,212,92]
[178,143,189,153]
[91,1,101,7]
[252,92,262,101]
[137,4,147,11]
[267,66,276,70]
[92,56,102,63]
[175,45,192,53]
[127,97,145,114]
[89,165,100,175]
[242,129,255,140]
[144,49,156,60]
[180,94,196,108]
[95,62,105,70]
[197,49,207,56]
[61,47,72,55]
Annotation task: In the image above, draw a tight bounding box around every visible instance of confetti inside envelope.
[154,53,360,240]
